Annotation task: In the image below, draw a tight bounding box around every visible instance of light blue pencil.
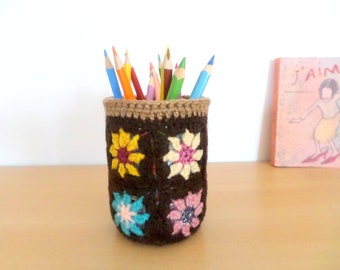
[190,55,215,99]
[104,49,123,99]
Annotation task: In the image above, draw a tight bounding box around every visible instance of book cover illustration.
[271,58,340,167]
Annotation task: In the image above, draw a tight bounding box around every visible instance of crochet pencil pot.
[103,97,210,245]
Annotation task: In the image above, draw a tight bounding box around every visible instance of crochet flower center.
[118,202,136,224]
[181,207,195,224]
[179,144,196,164]
[117,147,130,164]
[163,129,203,180]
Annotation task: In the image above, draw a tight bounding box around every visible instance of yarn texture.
[104,97,210,245]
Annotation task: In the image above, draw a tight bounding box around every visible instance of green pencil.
[166,57,186,100]
[158,54,162,77]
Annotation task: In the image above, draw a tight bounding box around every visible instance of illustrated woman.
[291,78,340,164]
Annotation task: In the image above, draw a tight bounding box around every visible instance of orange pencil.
[112,46,135,100]
[124,50,132,82]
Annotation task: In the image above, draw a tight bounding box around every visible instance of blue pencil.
[190,55,215,99]
[104,49,123,99]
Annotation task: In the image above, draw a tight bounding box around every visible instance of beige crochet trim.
[103,97,210,120]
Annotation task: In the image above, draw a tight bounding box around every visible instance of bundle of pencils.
[104,46,214,100]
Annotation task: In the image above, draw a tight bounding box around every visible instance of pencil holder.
[103,97,210,245]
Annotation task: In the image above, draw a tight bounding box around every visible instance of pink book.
[271,58,340,167]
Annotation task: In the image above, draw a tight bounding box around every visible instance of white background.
[1,0,340,166]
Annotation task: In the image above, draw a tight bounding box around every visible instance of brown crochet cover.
[104,97,210,245]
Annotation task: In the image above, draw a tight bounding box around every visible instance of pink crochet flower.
[167,189,204,237]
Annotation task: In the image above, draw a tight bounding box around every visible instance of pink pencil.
[150,62,161,100]
[146,70,155,100]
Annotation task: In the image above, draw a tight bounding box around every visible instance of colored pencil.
[112,46,135,100]
[131,65,145,100]
[146,70,155,100]
[150,62,161,100]
[104,49,123,99]
[166,57,186,100]
[160,47,172,100]
[160,59,165,99]
[190,55,215,99]
[124,50,132,82]
[174,62,179,96]
[157,54,162,77]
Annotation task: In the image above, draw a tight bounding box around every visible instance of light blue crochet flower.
[112,191,150,237]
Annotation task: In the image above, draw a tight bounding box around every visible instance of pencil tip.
[208,55,215,65]
[179,57,186,67]
[112,46,117,55]
[104,49,107,57]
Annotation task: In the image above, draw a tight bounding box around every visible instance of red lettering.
[291,70,300,86]
[324,64,339,76]
[293,64,340,83]
[305,68,316,81]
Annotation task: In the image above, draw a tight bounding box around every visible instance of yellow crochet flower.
[110,128,145,178]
